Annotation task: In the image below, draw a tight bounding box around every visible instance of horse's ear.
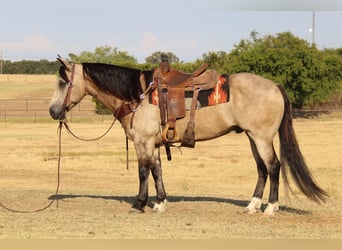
[57,55,72,70]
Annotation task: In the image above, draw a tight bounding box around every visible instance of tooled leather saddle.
[153,62,218,148]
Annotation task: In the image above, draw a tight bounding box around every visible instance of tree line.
[2,59,59,74]
[2,31,342,109]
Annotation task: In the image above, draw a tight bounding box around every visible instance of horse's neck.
[85,80,123,113]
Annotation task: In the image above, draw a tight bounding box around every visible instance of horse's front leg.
[132,147,167,213]
[131,129,167,211]
[150,147,167,212]
[132,160,150,212]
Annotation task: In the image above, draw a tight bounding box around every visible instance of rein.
[62,118,117,142]
[0,121,64,213]
[61,102,128,168]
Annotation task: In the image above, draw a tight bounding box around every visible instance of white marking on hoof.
[246,197,262,214]
[263,202,280,216]
[152,199,167,213]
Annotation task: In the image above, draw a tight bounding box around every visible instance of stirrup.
[162,123,179,143]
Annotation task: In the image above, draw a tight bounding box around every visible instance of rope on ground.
[0,121,63,213]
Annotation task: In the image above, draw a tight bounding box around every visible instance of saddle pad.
[149,75,230,109]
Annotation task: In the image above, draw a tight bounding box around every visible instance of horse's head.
[49,56,86,120]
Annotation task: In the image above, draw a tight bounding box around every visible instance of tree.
[145,51,179,65]
[2,60,59,74]
[201,51,230,73]
[68,45,137,66]
[226,31,342,108]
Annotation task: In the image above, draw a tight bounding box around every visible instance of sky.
[1,0,342,63]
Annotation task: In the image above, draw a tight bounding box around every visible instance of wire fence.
[1,97,342,123]
[0,97,111,123]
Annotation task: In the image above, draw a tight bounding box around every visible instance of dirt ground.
[0,115,341,239]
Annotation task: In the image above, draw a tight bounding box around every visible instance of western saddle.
[153,62,218,148]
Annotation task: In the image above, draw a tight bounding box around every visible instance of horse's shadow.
[48,194,309,215]
[49,194,248,207]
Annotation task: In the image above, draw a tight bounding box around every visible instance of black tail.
[277,85,328,203]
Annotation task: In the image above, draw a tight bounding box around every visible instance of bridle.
[62,63,76,113]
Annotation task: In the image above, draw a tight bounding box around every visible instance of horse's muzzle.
[49,104,65,120]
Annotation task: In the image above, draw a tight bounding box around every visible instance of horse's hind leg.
[246,135,267,213]
[264,157,281,215]
[246,134,281,215]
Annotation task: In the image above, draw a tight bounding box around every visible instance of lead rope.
[0,121,63,213]
[0,112,121,213]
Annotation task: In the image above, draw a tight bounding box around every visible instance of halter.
[62,63,76,113]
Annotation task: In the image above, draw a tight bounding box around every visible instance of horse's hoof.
[245,207,259,214]
[263,202,279,216]
[245,197,262,214]
[152,199,167,213]
[130,202,145,213]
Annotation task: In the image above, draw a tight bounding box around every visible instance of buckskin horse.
[49,56,328,215]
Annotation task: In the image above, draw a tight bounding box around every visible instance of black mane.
[82,63,153,101]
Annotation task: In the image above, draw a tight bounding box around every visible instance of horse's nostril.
[49,105,63,120]
[49,108,57,120]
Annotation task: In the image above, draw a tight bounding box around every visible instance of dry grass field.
[0,75,341,239]
[0,116,341,239]
[0,74,57,99]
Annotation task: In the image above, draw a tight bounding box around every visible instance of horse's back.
[230,73,281,97]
